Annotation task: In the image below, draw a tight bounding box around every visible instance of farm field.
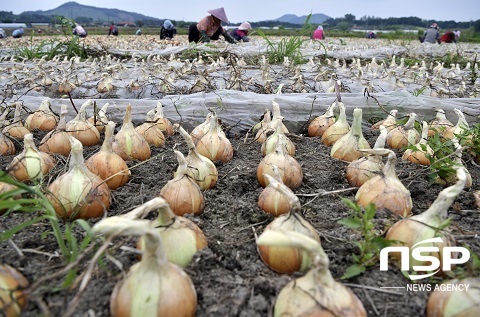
[1,34,480,317]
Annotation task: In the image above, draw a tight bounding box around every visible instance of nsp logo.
[380,237,470,280]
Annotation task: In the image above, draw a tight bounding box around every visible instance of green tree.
[337,21,350,31]
[135,20,144,27]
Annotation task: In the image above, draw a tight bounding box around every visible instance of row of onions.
[1,96,478,316]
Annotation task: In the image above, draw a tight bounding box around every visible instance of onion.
[386,167,466,276]
[24,99,58,131]
[135,197,207,268]
[355,148,412,217]
[346,125,387,187]
[426,277,480,317]
[256,101,288,143]
[190,112,212,144]
[153,102,174,136]
[258,176,320,274]
[402,121,434,166]
[251,109,270,135]
[386,112,420,149]
[47,136,111,220]
[135,109,166,147]
[113,104,151,161]
[97,73,114,92]
[321,100,350,146]
[428,108,453,137]
[174,124,218,190]
[0,180,20,216]
[66,99,100,147]
[260,116,295,157]
[442,108,471,143]
[0,264,29,317]
[257,142,303,189]
[159,150,205,216]
[39,104,72,156]
[258,167,293,216]
[257,230,366,316]
[2,102,29,139]
[7,134,55,183]
[0,108,15,155]
[85,121,130,190]
[58,78,76,94]
[88,102,110,133]
[331,108,371,161]
[371,109,398,131]
[195,113,233,163]
[91,213,197,317]
[435,143,472,188]
[307,101,336,137]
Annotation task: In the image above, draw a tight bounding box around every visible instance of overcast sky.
[2,0,479,23]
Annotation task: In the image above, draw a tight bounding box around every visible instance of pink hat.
[208,7,230,23]
[238,22,251,31]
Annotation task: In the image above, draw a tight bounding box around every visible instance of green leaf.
[364,203,376,221]
[337,217,362,228]
[341,264,366,279]
[341,197,360,212]
[372,236,395,250]
[0,216,47,241]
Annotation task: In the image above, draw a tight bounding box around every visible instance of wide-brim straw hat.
[207,7,230,23]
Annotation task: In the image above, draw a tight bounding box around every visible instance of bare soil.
[1,122,479,317]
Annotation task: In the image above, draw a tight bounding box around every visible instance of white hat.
[238,22,251,31]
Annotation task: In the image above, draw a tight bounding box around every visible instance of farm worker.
[229,21,252,42]
[136,28,142,35]
[108,22,119,36]
[312,25,325,40]
[73,24,87,38]
[440,31,457,43]
[0,28,6,38]
[12,28,24,38]
[160,19,177,39]
[420,23,440,43]
[188,7,237,44]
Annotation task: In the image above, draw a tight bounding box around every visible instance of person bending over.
[188,7,237,44]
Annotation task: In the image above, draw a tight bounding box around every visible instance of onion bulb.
[135,197,207,268]
[331,108,371,161]
[257,178,320,274]
[307,101,336,137]
[195,113,233,163]
[58,78,75,94]
[256,101,288,143]
[251,109,271,135]
[426,277,480,317]
[135,109,165,147]
[442,108,471,143]
[113,104,151,161]
[0,264,29,317]
[428,108,453,137]
[2,102,29,139]
[386,112,420,149]
[321,100,350,146]
[88,102,110,133]
[24,99,58,131]
[257,142,303,189]
[435,143,472,188]
[261,116,295,157]
[91,213,197,317]
[97,73,114,93]
[39,104,72,156]
[0,108,15,155]
[47,136,111,220]
[85,121,130,190]
[346,125,388,187]
[191,112,213,145]
[257,230,366,317]
[66,99,100,147]
[355,148,412,217]
[371,109,398,132]
[7,134,55,183]
[159,150,205,216]
[153,102,174,136]
[174,124,218,190]
[258,167,293,216]
[386,167,466,276]
[402,121,434,166]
